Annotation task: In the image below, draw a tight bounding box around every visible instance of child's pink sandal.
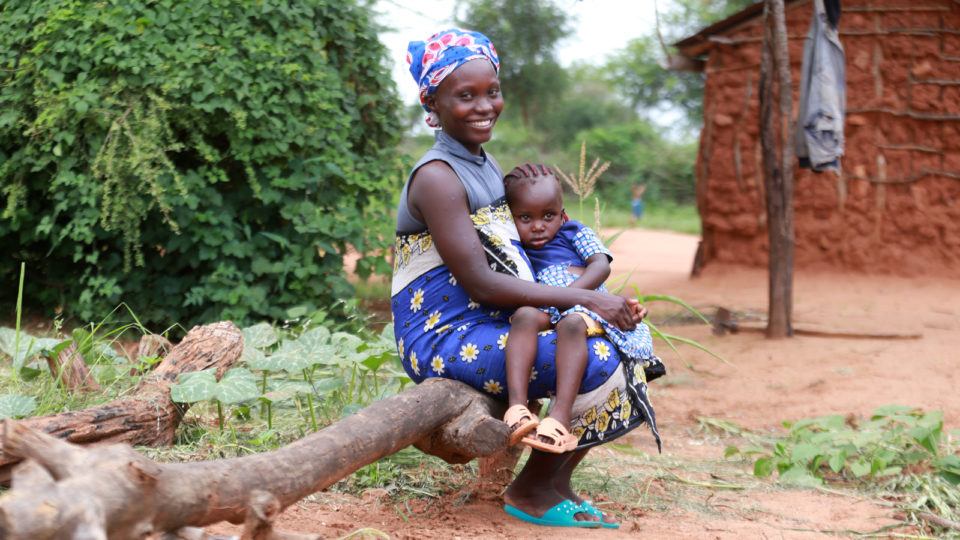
[503,404,540,446]
[524,417,578,454]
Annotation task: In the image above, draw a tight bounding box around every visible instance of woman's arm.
[566,254,610,291]
[408,161,640,330]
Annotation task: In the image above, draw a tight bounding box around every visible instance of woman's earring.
[425,111,440,128]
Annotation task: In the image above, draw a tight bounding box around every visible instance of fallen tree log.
[0,321,243,482]
[0,378,511,538]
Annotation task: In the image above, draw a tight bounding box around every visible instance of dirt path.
[217,228,959,538]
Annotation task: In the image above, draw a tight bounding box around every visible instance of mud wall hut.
[675,0,960,275]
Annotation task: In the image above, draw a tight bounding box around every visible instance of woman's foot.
[553,484,619,527]
[504,479,598,523]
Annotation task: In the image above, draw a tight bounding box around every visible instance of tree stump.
[0,321,243,482]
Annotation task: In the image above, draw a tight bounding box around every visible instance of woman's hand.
[581,291,639,331]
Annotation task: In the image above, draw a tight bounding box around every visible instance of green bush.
[0,0,401,326]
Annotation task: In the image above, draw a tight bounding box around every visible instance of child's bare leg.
[549,314,588,427]
[506,307,553,407]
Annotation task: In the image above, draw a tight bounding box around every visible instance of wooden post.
[759,0,795,338]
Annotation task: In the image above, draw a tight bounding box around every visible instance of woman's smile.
[468,118,495,129]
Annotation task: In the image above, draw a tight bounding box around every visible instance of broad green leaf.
[330,332,362,354]
[0,394,37,419]
[285,305,309,319]
[245,350,286,372]
[0,327,16,356]
[790,443,820,464]
[828,450,847,473]
[871,404,914,419]
[723,446,740,458]
[215,368,259,404]
[778,465,823,487]
[297,326,331,351]
[379,323,394,341]
[361,352,392,372]
[11,337,64,371]
[298,338,337,366]
[312,376,345,395]
[270,345,315,373]
[170,370,218,403]
[242,323,277,350]
[753,457,774,477]
[849,459,871,478]
[242,346,266,368]
[877,466,902,477]
[908,425,940,455]
[268,380,314,396]
[941,471,960,485]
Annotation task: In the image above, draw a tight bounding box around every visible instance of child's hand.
[627,298,647,322]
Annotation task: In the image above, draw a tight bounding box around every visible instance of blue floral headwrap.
[407,28,500,127]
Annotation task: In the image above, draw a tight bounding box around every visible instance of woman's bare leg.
[505,307,552,407]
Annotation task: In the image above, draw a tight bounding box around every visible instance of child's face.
[510,179,564,250]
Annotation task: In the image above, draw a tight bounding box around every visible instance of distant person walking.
[630,183,646,226]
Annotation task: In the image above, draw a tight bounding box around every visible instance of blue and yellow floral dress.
[391,131,662,449]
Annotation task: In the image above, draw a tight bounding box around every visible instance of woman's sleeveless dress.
[391,131,663,449]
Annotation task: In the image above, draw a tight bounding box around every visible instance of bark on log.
[46,342,100,392]
[0,321,243,482]
[0,378,511,537]
[138,333,173,361]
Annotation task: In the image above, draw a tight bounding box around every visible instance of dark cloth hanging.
[796,0,846,172]
[825,0,841,29]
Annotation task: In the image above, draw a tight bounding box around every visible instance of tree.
[455,0,571,128]
[537,64,639,147]
[759,0,795,338]
[605,0,758,129]
[606,36,706,126]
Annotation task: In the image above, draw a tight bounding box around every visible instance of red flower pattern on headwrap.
[407,28,500,127]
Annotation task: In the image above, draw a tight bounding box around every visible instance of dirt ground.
[215,228,960,539]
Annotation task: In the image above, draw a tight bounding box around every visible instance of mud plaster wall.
[696,0,960,275]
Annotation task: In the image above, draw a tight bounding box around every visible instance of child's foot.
[503,404,539,446]
[523,417,578,454]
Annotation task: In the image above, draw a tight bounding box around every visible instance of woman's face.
[427,59,503,154]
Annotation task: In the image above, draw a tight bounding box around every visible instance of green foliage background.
[0,0,401,326]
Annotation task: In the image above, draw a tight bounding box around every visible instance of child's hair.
[503,163,560,204]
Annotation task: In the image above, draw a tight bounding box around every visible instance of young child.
[501,163,655,453]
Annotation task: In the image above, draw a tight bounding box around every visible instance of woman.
[392,28,663,528]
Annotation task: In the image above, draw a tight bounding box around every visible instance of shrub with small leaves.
[0,0,401,325]
[729,406,960,487]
